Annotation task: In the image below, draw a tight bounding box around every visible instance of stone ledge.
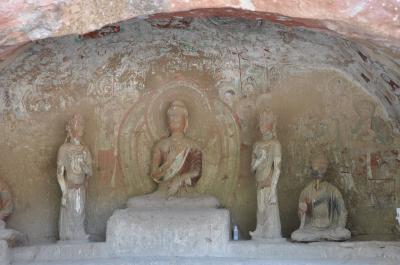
[9,256,400,265]
[11,242,111,263]
[10,240,400,264]
[226,240,400,260]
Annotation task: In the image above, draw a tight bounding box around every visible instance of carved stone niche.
[117,81,240,198]
[106,82,234,255]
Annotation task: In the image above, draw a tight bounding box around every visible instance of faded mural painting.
[0,17,399,243]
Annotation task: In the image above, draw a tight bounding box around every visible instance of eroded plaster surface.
[0,18,399,243]
[1,0,399,59]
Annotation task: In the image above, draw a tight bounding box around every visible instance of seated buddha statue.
[291,155,351,242]
[127,100,219,209]
[150,100,202,197]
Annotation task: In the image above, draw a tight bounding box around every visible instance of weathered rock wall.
[1,1,400,60]
[0,18,399,244]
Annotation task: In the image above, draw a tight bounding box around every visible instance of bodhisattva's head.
[167,100,189,135]
[310,155,329,180]
[67,113,85,141]
[259,107,276,137]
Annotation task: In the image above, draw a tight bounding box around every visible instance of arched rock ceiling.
[0,0,399,60]
[0,1,399,128]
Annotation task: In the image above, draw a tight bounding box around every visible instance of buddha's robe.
[291,181,351,242]
[151,137,202,196]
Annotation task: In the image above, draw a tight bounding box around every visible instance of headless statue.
[250,107,283,240]
[291,155,351,242]
[57,114,92,242]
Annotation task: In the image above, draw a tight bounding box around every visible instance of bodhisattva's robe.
[250,139,282,239]
[57,143,92,241]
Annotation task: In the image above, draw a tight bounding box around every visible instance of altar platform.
[6,199,400,265]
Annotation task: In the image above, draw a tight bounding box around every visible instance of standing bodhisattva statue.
[150,100,202,197]
[250,107,283,240]
[57,114,92,242]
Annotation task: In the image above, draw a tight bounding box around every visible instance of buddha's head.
[167,100,189,135]
[67,113,85,141]
[310,154,329,180]
[259,107,276,137]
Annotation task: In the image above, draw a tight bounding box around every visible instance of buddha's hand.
[151,162,172,182]
[150,170,162,183]
[166,144,184,162]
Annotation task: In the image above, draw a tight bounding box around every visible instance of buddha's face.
[167,109,186,134]
[311,158,328,180]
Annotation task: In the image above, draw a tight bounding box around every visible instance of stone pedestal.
[106,195,230,257]
[0,240,9,265]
